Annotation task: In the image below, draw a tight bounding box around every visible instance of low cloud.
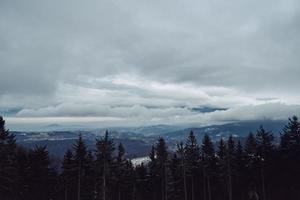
[8,102,300,129]
[1,0,300,128]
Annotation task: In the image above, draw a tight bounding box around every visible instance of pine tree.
[256,126,274,158]
[244,132,260,199]
[27,145,56,200]
[115,143,127,200]
[226,136,235,200]
[135,163,149,200]
[82,150,95,200]
[14,147,29,200]
[281,116,300,152]
[201,134,215,200]
[216,138,227,200]
[234,140,245,200]
[148,145,159,200]
[167,153,183,200]
[176,142,187,200]
[73,134,88,200]
[255,126,274,200]
[216,136,235,200]
[217,138,226,160]
[123,160,135,200]
[155,138,169,200]
[245,132,257,155]
[61,149,76,200]
[279,116,300,199]
[0,116,17,200]
[184,131,200,200]
[95,131,115,200]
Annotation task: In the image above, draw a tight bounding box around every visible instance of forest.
[1,116,300,200]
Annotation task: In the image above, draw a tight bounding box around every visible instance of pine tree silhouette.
[0,116,17,200]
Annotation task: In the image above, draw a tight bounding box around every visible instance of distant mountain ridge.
[11,119,288,159]
[162,119,286,141]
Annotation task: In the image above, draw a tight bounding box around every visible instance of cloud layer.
[1,0,300,129]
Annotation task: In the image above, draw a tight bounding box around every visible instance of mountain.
[162,119,286,142]
[123,124,184,136]
[12,119,287,159]
[12,131,152,159]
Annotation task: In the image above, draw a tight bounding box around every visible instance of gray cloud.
[1,0,300,128]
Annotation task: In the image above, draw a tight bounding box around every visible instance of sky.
[1,0,300,130]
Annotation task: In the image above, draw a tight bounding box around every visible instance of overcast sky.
[1,0,300,129]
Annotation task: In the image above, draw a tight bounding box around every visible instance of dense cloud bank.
[1,0,300,128]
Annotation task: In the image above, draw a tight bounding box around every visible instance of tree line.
[1,116,300,200]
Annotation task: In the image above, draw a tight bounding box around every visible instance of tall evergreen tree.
[176,142,187,200]
[201,134,215,200]
[256,126,274,158]
[95,131,115,200]
[184,131,200,200]
[244,132,260,199]
[226,136,235,200]
[83,150,95,200]
[73,134,88,200]
[115,143,128,200]
[27,145,56,200]
[148,144,160,200]
[216,138,227,200]
[217,138,226,160]
[234,140,245,200]
[255,126,274,200]
[14,147,29,200]
[167,153,183,200]
[122,160,135,200]
[280,116,300,151]
[155,138,169,200]
[279,116,300,199]
[0,116,17,200]
[245,132,257,156]
[135,163,150,200]
[61,149,76,200]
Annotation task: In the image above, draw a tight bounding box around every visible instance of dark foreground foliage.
[1,116,300,200]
